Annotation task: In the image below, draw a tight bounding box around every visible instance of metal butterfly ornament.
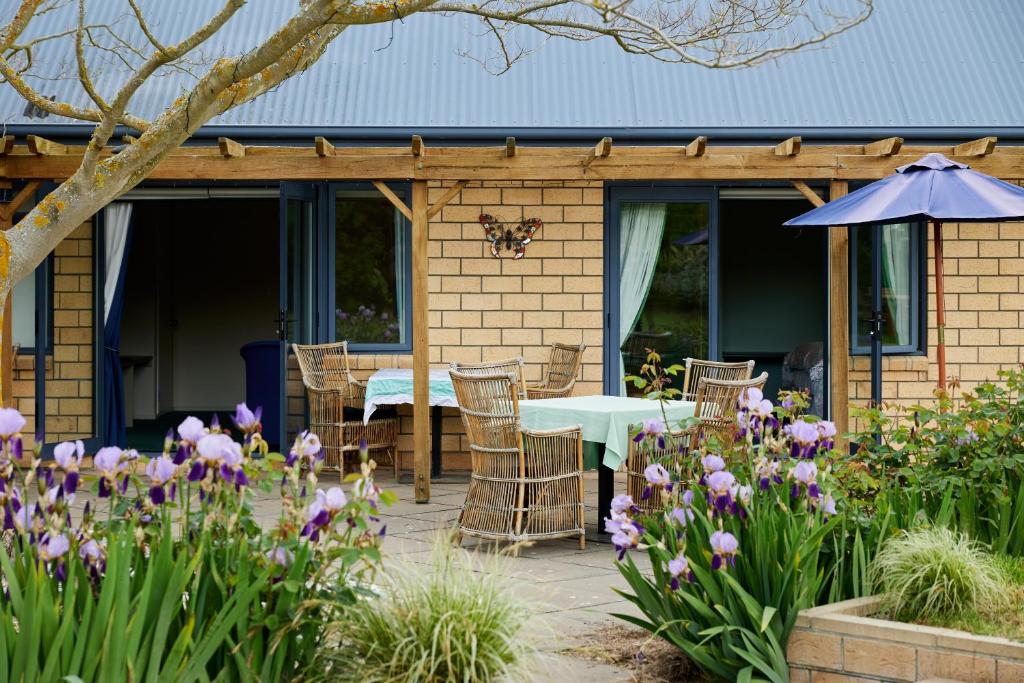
[479,214,543,259]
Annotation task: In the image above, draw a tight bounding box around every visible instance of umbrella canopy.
[785,153,1024,227]
[785,153,1024,404]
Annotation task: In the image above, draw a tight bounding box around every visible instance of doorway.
[119,199,279,450]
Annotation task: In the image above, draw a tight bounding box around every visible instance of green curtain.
[619,202,667,394]
[881,223,912,346]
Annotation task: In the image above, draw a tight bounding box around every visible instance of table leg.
[431,405,442,479]
[596,443,612,536]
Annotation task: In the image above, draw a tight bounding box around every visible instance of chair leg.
[579,533,586,551]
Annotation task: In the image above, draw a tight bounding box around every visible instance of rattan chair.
[292,342,399,478]
[449,357,527,399]
[680,358,756,402]
[624,372,768,509]
[526,343,586,399]
[449,368,585,551]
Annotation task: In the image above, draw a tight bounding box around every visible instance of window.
[11,256,52,353]
[850,223,926,354]
[333,191,409,350]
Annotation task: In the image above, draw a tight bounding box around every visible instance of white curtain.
[618,202,667,393]
[881,223,912,347]
[103,203,133,324]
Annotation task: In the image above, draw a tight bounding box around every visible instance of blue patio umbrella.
[785,153,1024,406]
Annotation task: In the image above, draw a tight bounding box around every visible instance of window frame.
[326,182,412,354]
[848,222,928,356]
[12,248,54,356]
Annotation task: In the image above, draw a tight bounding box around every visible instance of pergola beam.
[685,135,707,157]
[864,137,902,156]
[218,137,246,158]
[315,136,335,157]
[411,135,424,157]
[505,137,516,157]
[584,137,612,166]
[775,136,802,157]
[0,136,13,155]
[953,136,997,156]
[25,135,67,156]
[426,180,468,220]
[370,180,412,221]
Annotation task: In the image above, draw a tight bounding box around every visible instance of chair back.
[539,343,586,393]
[689,372,768,449]
[682,358,755,402]
[292,341,360,402]
[450,357,527,399]
[449,369,522,462]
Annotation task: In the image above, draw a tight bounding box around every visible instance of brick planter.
[787,597,1024,682]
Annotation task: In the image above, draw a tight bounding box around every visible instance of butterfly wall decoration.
[479,214,543,259]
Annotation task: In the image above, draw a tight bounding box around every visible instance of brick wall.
[12,221,94,445]
[847,196,1024,431]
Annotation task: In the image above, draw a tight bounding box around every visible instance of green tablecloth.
[363,368,457,423]
[518,395,697,470]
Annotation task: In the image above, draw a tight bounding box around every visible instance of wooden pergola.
[2,134,1020,501]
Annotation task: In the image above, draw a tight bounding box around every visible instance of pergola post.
[828,179,850,444]
[0,181,41,407]
[411,180,431,502]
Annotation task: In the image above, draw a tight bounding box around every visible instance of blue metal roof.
[2,0,1022,141]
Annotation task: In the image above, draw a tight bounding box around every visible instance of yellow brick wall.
[12,221,95,444]
[848,195,1024,430]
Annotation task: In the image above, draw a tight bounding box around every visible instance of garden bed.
[787,597,1024,683]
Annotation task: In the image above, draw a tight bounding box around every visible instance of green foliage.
[0,411,389,682]
[312,534,537,682]
[871,528,1007,622]
[614,349,841,682]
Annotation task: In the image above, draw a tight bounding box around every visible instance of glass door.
[606,187,717,396]
[278,183,319,450]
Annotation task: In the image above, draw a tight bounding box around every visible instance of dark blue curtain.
[102,213,133,447]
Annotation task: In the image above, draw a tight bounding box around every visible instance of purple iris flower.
[710,530,739,570]
[266,546,293,567]
[700,454,725,484]
[301,487,347,538]
[791,460,820,500]
[232,402,262,434]
[817,421,837,451]
[956,425,979,446]
[94,447,123,498]
[822,493,838,520]
[0,408,26,440]
[177,416,206,444]
[642,463,673,500]
[755,456,783,491]
[668,552,695,589]
[789,420,821,459]
[146,456,178,504]
[706,470,736,513]
[610,493,636,516]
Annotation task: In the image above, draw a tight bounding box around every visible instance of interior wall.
[123,199,279,415]
[121,221,160,419]
[719,199,827,400]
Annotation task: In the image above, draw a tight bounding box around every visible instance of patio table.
[518,395,697,534]
[363,368,457,477]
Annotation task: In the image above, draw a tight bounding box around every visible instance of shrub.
[612,352,840,683]
[871,527,1007,622]
[312,533,537,683]
[0,404,390,682]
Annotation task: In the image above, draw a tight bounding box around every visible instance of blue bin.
[239,340,282,449]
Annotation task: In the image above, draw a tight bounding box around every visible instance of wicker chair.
[680,358,756,402]
[526,343,586,399]
[449,357,527,399]
[624,372,768,510]
[292,342,399,478]
[449,369,585,552]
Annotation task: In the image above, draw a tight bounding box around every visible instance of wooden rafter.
[0,180,41,222]
[315,136,335,157]
[864,137,902,156]
[774,136,801,157]
[411,135,424,157]
[218,137,245,158]
[505,137,516,157]
[953,136,997,156]
[0,136,13,155]
[584,137,612,166]
[26,135,67,156]
[791,180,825,207]
[685,136,707,157]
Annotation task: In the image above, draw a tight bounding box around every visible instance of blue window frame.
[849,222,928,355]
[327,183,412,353]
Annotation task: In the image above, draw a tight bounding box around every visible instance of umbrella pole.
[933,220,946,391]
[870,224,883,410]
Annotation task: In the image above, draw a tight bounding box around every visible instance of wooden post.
[411,180,431,502]
[829,180,850,444]
[1,214,11,408]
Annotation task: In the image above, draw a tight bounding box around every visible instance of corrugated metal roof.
[1,0,1022,137]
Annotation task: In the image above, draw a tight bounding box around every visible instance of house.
[2,0,1023,501]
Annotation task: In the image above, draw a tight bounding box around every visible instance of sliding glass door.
[606,187,716,395]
